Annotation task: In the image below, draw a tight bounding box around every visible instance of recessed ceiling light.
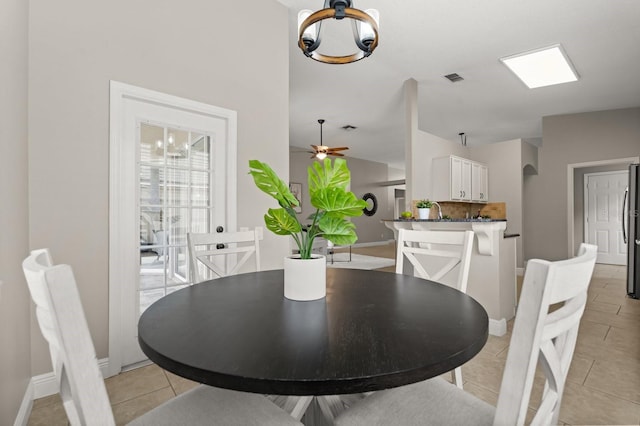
[500,44,578,89]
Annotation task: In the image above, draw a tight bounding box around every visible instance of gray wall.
[289,152,394,244]
[470,139,526,267]
[347,157,395,243]
[411,130,467,201]
[289,151,316,224]
[524,107,640,261]
[28,0,290,375]
[0,0,31,421]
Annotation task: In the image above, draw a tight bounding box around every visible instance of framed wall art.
[289,182,302,213]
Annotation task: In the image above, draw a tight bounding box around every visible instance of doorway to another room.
[568,156,639,265]
[583,171,628,265]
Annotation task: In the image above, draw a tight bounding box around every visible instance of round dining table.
[138,268,488,397]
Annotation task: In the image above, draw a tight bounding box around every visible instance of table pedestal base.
[268,394,368,425]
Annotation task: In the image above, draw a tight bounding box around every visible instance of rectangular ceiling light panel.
[500,44,578,89]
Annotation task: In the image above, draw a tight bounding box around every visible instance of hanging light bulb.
[298,9,318,49]
[316,152,328,160]
[358,9,379,47]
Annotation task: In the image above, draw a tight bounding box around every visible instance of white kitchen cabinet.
[471,162,488,202]
[432,156,488,203]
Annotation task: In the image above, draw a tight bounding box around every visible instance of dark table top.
[138,268,488,396]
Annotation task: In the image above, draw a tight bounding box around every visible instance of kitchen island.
[383,219,516,336]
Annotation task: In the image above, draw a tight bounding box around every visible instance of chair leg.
[289,396,314,421]
[452,367,464,389]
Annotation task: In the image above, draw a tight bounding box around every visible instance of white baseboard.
[13,380,33,426]
[32,358,110,399]
[489,318,507,337]
[352,240,395,248]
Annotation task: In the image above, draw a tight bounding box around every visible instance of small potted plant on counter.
[416,199,433,220]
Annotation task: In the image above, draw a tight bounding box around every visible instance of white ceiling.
[279,0,640,170]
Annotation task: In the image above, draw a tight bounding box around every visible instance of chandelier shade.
[297,0,379,65]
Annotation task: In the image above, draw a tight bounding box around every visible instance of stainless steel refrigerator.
[624,163,640,299]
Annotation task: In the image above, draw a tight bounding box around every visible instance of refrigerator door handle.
[622,187,628,244]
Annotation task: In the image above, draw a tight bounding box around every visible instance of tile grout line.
[110,385,174,409]
[580,359,596,386]
[581,380,640,407]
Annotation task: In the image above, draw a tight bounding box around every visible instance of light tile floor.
[29,243,640,425]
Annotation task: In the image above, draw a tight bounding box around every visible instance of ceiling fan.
[309,119,349,160]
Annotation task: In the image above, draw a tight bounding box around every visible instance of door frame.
[583,170,629,264]
[567,156,638,259]
[108,81,237,376]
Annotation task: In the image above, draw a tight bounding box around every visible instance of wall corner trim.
[13,380,33,426]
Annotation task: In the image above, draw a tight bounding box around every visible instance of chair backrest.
[494,243,597,426]
[22,249,61,379]
[23,250,116,425]
[396,229,474,292]
[188,227,263,283]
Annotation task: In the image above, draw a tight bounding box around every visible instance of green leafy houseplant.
[249,158,367,259]
[416,199,433,208]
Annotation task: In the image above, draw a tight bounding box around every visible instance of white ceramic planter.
[284,255,326,301]
[418,208,431,219]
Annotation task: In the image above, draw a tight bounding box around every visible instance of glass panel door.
[138,123,213,313]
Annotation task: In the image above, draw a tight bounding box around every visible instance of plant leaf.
[311,187,367,218]
[264,208,302,235]
[319,216,358,246]
[249,160,299,208]
[308,158,350,196]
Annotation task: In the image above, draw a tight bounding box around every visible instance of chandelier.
[297,0,379,65]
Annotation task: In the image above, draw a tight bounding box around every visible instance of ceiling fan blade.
[327,147,349,152]
[329,152,345,157]
[310,144,319,151]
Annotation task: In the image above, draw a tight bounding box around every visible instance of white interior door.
[109,82,236,374]
[584,171,628,265]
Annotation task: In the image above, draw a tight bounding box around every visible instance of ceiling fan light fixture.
[309,119,349,160]
[297,0,379,65]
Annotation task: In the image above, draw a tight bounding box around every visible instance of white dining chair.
[334,243,598,426]
[22,249,302,426]
[188,227,263,283]
[396,228,474,388]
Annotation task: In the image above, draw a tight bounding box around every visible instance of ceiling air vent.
[444,73,464,82]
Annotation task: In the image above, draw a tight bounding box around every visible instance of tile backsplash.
[411,201,507,220]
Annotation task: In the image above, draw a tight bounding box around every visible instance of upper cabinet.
[432,155,489,203]
[471,162,488,202]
